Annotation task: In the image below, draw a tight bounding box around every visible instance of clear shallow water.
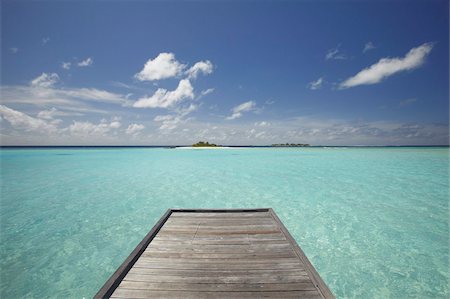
[0,147,448,298]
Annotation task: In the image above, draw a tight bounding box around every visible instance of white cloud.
[195,88,215,101]
[135,53,186,81]
[2,84,131,109]
[363,42,375,53]
[37,107,83,119]
[42,37,50,45]
[226,101,256,120]
[255,121,270,127]
[340,43,433,89]
[0,106,127,143]
[62,62,71,70]
[0,105,58,133]
[154,104,197,130]
[1,105,447,146]
[37,108,59,120]
[110,121,121,129]
[325,45,346,60]
[68,120,120,136]
[30,73,60,88]
[201,88,214,96]
[154,115,173,122]
[133,79,194,109]
[308,77,324,90]
[10,47,19,54]
[62,88,130,105]
[126,123,145,135]
[78,57,93,67]
[186,60,213,79]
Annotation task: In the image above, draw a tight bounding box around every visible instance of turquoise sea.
[0,147,448,298]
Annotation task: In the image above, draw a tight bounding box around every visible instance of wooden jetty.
[95,209,334,298]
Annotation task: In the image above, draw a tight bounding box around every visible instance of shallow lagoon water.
[0,147,448,298]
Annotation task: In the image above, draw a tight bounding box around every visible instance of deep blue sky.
[1,0,448,145]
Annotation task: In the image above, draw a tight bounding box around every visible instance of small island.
[192,141,219,147]
[271,143,310,147]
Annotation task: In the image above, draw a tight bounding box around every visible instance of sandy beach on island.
[175,146,233,149]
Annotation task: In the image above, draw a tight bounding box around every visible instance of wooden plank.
[170,208,270,213]
[123,273,312,284]
[132,261,304,270]
[137,256,303,264]
[153,232,286,241]
[164,219,277,226]
[98,209,334,299]
[145,244,293,253]
[157,229,282,236]
[144,248,295,255]
[111,289,322,299]
[128,267,309,277]
[170,212,271,218]
[151,238,289,245]
[141,251,298,259]
[161,224,279,230]
[117,281,317,291]
[146,243,292,252]
[146,242,292,248]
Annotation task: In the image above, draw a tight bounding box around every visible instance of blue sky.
[1,0,448,145]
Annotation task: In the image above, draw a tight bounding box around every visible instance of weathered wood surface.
[96,209,334,299]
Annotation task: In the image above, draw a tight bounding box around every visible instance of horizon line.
[0,145,448,148]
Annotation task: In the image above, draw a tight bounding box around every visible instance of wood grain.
[96,209,334,299]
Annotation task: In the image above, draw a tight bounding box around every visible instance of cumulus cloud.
[68,119,121,136]
[1,104,447,146]
[146,116,447,146]
[10,47,19,54]
[255,121,270,127]
[78,57,93,67]
[109,121,121,129]
[0,105,129,143]
[30,73,60,88]
[126,123,145,135]
[62,62,71,70]
[154,104,197,130]
[340,43,433,89]
[325,45,346,60]
[226,101,256,120]
[135,53,186,81]
[363,41,375,53]
[0,105,58,133]
[133,79,194,109]
[308,77,324,90]
[186,60,213,79]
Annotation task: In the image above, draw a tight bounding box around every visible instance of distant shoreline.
[176,146,233,149]
[0,145,448,148]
